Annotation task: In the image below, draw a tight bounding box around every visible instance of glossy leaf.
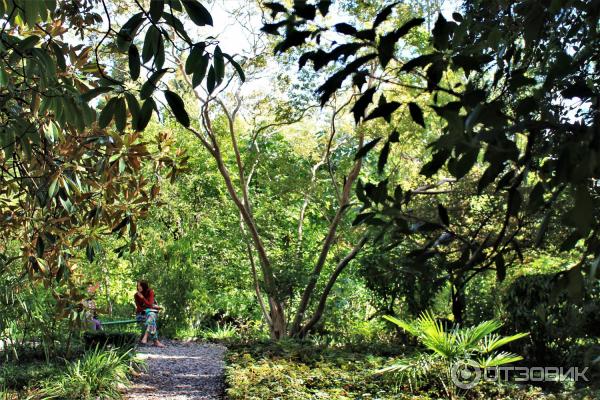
[213,46,225,83]
[140,68,167,99]
[355,137,382,160]
[98,97,118,128]
[149,0,164,21]
[116,13,145,52]
[136,98,155,131]
[185,43,206,74]
[164,90,190,127]
[128,44,140,80]
[223,53,245,82]
[408,102,425,128]
[182,0,213,26]
[114,97,127,132]
[206,65,216,93]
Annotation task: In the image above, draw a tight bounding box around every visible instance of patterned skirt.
[136,309,158,340]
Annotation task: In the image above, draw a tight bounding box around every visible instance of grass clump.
[38,346,143,400]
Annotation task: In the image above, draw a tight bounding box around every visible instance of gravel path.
[126,340,226,400]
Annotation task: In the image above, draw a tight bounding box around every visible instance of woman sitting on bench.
[134,280,165,347]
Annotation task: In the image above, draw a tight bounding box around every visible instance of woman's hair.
[138,280,150,294]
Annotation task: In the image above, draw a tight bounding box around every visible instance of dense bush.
[225,340,406,399]
[38,346,142,400]
[224,338,598,400]
[380,312,528,398]
[0,362,62,392]
[502,273,600,365]
[83,331,139,350]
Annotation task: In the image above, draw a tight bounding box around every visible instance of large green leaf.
[164,90,190,127]
[206,65,216,93]
[192,54,209,87]
[128,44,140,80]
[223,53,245,82]
[182,0,213,26]
[116,13,145,52]
[136,98,155,131]
[140,68,168,99]
[81,86,112,102]
[98,97,118,128]
[185,43,206,74]
[114,97,127,132]
[213,45,225,84]
[142,26,161,63]
[149,0,164,21]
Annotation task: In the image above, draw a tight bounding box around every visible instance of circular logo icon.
[451,359,482,389]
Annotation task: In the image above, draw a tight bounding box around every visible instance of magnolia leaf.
[128,44,140,80]
[136,98,155,131]
[185,43,206,74]
[438,204,449,226]
[164,90,190,127]
[355,137,381,160]
[408,102,425,127]
[223,53,245,82]
[140,68,167,99]
[116,13,144,52]
[214,46,225,84]
[98,97,118,128]
[149,0,164,21]
[206,65,216,93]
[81,86,112,102]
[192,53,210,87]
[182,0,213,26]
[114,97,127,132]
[142,26,161,63]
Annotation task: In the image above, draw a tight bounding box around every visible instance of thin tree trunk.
[297,235,368,337]
[240,212,272,327]
[290,133,364,336]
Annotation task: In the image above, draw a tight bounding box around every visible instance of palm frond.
[375,353,437,389]
[477,351,523,368]
[456,320,502,350]
[414,311,461,359]
[383,315,419,337]
[479,332,529,353]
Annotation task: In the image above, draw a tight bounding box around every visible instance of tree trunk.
[268,297,287,339]
[451,284,465,324]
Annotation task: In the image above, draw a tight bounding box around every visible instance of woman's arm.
[138,290,155,308]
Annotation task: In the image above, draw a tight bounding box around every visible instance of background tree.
[262,0,600,313]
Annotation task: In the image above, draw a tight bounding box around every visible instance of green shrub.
[0,362,61,391]
[502,273,600,366]
[198,323,238,341]
[38,346,142,400]
[225,340,405,399]
[83,331,138,350]
[380,312,528,398]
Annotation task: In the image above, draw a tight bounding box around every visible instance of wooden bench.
[100,319,138,327]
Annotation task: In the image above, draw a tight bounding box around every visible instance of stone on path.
[126,340,226,400]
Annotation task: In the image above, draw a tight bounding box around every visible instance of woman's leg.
[145,311,164,347]
[145,311,158,339]
[136,313,148,343]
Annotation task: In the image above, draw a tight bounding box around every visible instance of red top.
[134,289,155,313]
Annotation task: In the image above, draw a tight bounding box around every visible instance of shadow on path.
[126,340,226,400]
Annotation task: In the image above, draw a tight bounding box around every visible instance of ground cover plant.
[1,0,599,398]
